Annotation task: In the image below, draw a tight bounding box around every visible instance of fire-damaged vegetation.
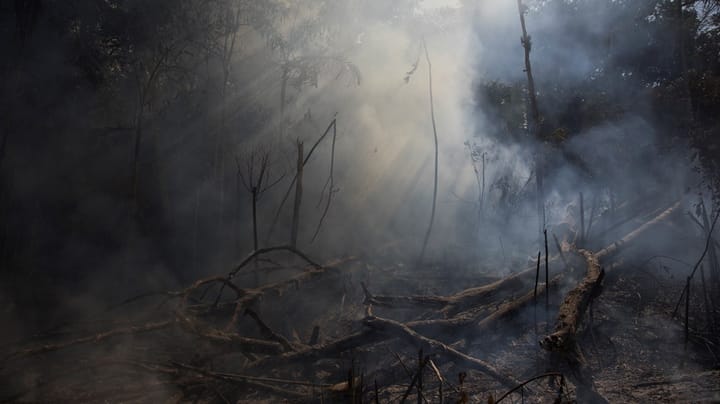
[2,196,720,403]
[3,0,720,403]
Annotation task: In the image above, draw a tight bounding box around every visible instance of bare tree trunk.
[517,0,545,238]
[290,141,304,248]
[418,39,439,264]
[580,192,585,245]
[280,67,288,138]
[700,201,720,296]
[130,110,145,218]
[234,172,241,254]
[311,120,338,242]
[0,131,9,274]
[252,188,259,251]
[481,152,486,214]
[267,118,335,243]
[0,130,7,175]
[252,188,259,270]
[193,187,200,272]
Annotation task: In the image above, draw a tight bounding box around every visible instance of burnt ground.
[1,204,719,403]
[486,266,720,403]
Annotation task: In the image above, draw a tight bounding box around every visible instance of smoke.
[0,0,704,310]
[0,0,709,374]
[3,1,719,401]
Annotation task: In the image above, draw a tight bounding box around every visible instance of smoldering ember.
[2,1,720,403]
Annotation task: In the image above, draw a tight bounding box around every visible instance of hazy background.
[1,0,716,339]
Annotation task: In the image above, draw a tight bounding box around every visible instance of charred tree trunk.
[290,141,304,248]
[517,0,545,237]
[252,188,259,252]
[541,249,603,352]
[131,118,144,215]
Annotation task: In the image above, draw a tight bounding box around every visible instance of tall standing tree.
[517,0,545,238]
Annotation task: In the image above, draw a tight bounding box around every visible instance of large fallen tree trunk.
[540,250,602,352]
[538,201,681,404]
[362,201,680,330]
[538,248,608,404]
[595,201,681,260]
[543,201,681,353]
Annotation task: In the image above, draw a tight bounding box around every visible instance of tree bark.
[517,0,545,236]
[290,141,304,248]
[541,250,603,352]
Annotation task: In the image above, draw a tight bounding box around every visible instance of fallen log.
[172,361,329,399]
[225,257,358,328]
[5,256,357,368]
[176,312,285,356]
[542,200,681,353]
[246,329,385,371]
[406,275,562,337]
[474,274,561,335]
[361,282,447,310]
[363,315,520,391]
[246,274,563,375]
[595,201,681,260]
[362,257,560,317]
[244,308,297,352]
[6,320,174,360]
[248,280,563,374]
[228,245,323,278]
[538,201,681,404]
[540,250,603,353]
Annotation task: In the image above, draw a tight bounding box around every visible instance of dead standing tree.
[517,0,546,239]
[419,39,440,264]
[406,38,440,264]
[265,117,338,248]
[236,146,284,255]
[290,140,304,248]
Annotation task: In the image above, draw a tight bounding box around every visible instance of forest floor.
[1,200,719,403]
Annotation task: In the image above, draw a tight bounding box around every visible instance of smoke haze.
[0,0,707,353]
